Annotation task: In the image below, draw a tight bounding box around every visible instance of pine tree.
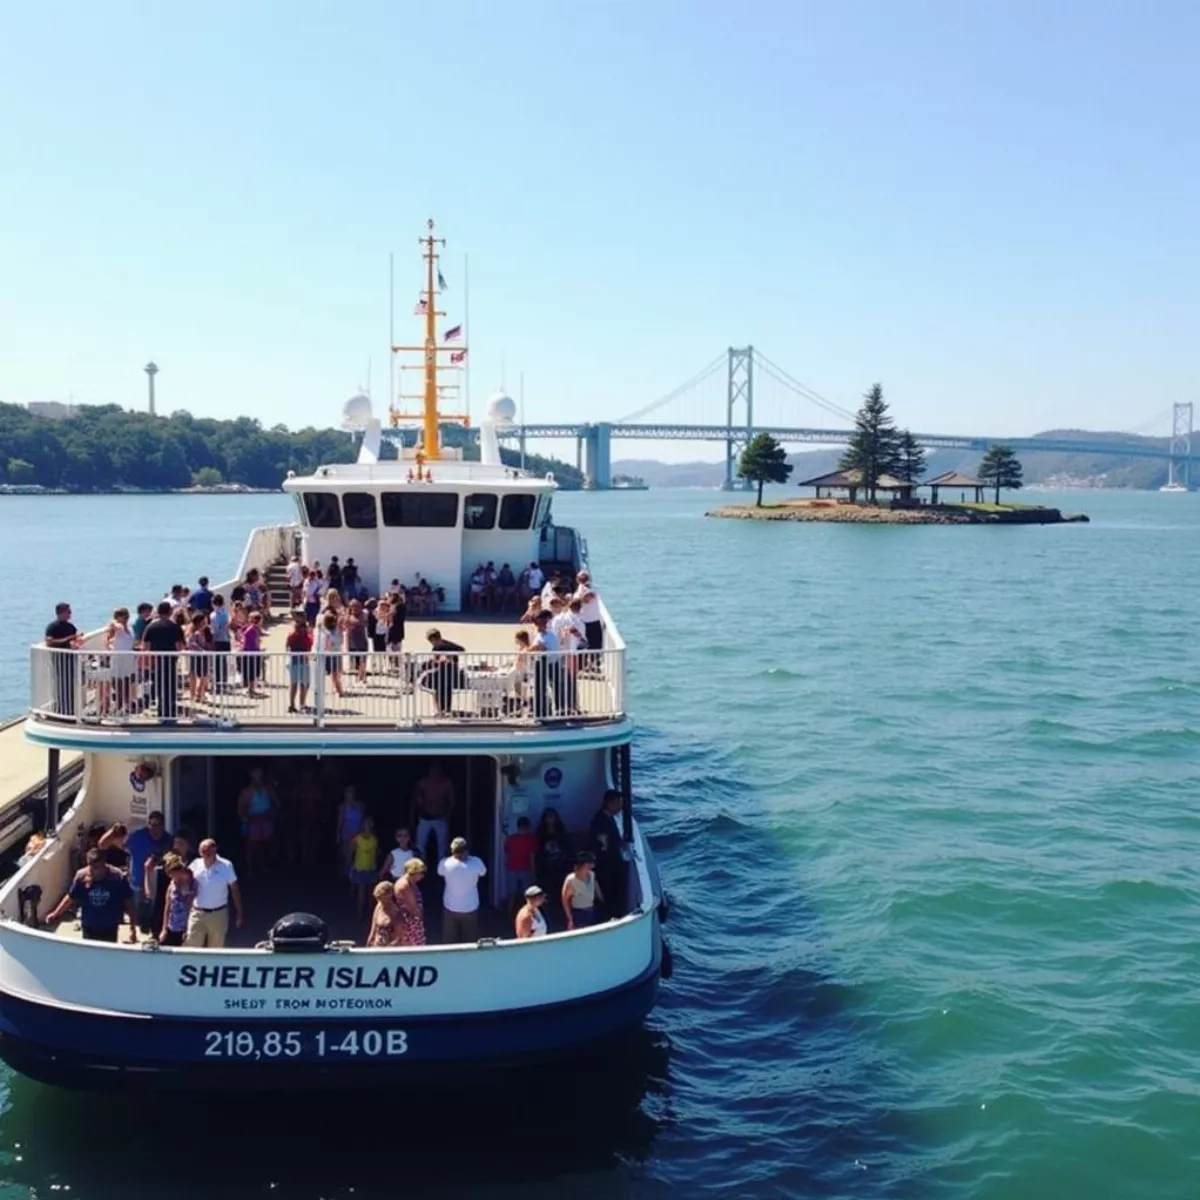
[978,445,1024,504]
[896,429,927,484]
[838,384,902,501]
[737,432,793,506]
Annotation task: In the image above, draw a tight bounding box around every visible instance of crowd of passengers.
[33,761,629,951]
[42,559,606,721]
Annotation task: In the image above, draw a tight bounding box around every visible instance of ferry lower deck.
[0,740,664,1089]
[47,750,559,946]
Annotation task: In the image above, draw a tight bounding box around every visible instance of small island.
[708,497,1089,525]
[710,385,1089,526]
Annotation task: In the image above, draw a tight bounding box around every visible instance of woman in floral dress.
[393,858,427,946]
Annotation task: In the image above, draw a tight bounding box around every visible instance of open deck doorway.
[171,753,501,947]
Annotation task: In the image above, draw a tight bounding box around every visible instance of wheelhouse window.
[499,493,537,530]
[303,492,342,528]
[342,491,378,529]
[380,492,459,528]
[464,492,497,530]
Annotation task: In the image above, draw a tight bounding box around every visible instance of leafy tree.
[839,383,902,501]
[5,457,36,485]
[978,445,1024,504]
[896,429,927,484]
[0,402,585,491]
[192,466,224,487]
[737,432,793,506]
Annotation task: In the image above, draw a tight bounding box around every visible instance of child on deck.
[504,816,539,916]
[380,826,415,882]
[285,614,312,713]
[350,817,380,919]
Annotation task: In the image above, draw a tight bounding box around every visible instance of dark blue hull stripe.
[0,961,661,1089]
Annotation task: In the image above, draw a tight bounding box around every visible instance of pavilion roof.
[796,468,914,490]
[922,470,984,487]
[796,468,860,488]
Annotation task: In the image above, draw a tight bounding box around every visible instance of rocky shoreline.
[707,500,1089,525]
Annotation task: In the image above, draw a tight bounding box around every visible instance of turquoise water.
[1,489,1199,1198]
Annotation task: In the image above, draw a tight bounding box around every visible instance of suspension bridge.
[495,347,1194,490]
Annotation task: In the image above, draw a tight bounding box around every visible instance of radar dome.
[487,391,517,425]
[342,393,374,429]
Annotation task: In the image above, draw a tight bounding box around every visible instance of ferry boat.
[0,222,668,1089]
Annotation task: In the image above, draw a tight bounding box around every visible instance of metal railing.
[29,645,626,729]
[234,524,300,586]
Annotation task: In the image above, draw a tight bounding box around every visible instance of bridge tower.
[1165,401,1193,490]
[722,346,754,490]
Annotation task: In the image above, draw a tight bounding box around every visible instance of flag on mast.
[414,297,428,315]
[450,349,467,364]
[444,324,462,341]
[437,269,448,291]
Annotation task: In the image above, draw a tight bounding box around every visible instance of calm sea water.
[1,488,1199,1199]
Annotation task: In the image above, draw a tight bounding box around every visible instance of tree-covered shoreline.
[0,404,582,491]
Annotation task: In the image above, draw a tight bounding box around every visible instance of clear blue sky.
[2,1,1197,463]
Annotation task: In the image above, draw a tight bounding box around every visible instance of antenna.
[388,252,395,409]
[520,370,526,471]
[463,252,471,422]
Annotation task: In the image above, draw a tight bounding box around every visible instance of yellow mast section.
[390,219,469,460]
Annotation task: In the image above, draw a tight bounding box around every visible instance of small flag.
[414,298,427,315]
[450,349,467,364]
[444,324,462,341]
[437,269,448,291]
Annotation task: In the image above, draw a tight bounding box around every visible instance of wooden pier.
[0,717,82,857]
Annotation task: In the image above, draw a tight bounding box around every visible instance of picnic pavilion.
[921,470,986,504]
[796,468,915,503]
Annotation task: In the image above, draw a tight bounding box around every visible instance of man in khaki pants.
[185,839,244,947]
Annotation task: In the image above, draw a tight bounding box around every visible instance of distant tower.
[722,346,754,490]
[1166,401,1193,490]
[144,362,159,415]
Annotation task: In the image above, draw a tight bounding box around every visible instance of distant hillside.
[614,429,1175,490]
[0,404,582,491]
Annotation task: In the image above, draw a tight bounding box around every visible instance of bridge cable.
[752,351,858,422]
[614,352,729,424]
[1119,407,1173,438]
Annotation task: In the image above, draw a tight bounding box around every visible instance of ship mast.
[389,219,469,460]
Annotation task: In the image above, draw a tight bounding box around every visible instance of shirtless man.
[410,763,455,867]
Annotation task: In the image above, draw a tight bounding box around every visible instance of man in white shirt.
[185,838,244,948]
[524,562,545,601]
[286,555,304,607]
[573,570,604,669]
[438,837,487,944]
[550,597,585,714]
[531,611,562,718]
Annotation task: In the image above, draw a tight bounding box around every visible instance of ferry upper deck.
[25,452,627,749]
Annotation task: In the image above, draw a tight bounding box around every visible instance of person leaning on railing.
[44,601,82,716]
[139,601,185,721]
[420,629,465,716]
